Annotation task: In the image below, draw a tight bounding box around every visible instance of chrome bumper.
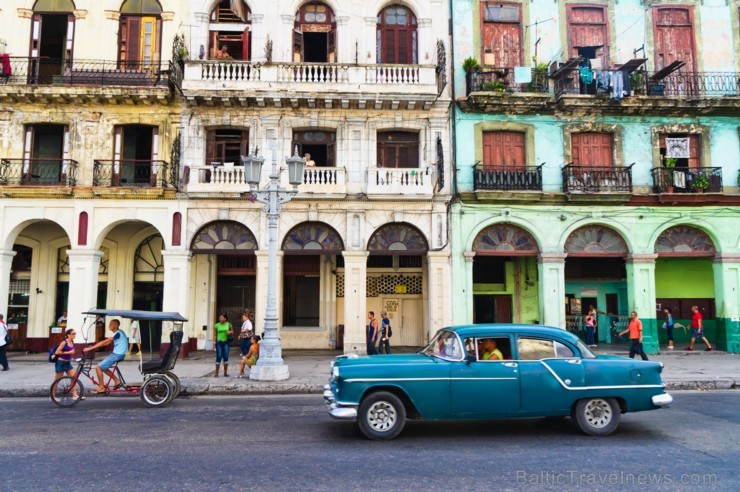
[323,384,357,420]
[652,393,673,407]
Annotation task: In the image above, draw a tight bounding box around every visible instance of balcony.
[366,167,435,197]
[93,160,172,190]
[473,164,543,192]
[465,68,549,96]
[0,158,77,187]
[562,164,633,195]
[186,163,347,196]
[651,167,723,194]
[181,61,443,109]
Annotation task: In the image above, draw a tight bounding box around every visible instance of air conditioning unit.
[548,60,566,76]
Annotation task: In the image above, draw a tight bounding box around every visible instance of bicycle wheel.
[163,372,181,403]
[50,376,84,408]
[140,375,172,408]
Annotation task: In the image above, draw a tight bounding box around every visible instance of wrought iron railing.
[651,166,723,193]
[93,160,170,188]
[562,164,633,193]
[1,57,164,86]
[474,164,543,191]
[0,158,77,186]
[466,68,549,96]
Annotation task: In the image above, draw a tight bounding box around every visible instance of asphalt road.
[0,392,738,491]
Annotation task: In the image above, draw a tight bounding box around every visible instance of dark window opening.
[473,295,512,323]
[658,133,701,169]
[303,32,328,62]
[377,131,420,168]
[209,1,251,61]
[292,130,336,167]
[207,129,249,165]
[473,256,506,284]
[25,124,65,184]
[293,2,336,63]
[565,258,626,280]
[11,245,33,273]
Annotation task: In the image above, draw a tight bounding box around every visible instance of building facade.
[0,0,452,355]
[451,0,740,353]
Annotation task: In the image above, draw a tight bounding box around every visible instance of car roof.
[442,324,580,343]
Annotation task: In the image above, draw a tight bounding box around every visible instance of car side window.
[518,338,575,360]
[554,341,575,358]
[476,337,511,361]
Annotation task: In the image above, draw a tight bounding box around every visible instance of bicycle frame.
[67,355,139,396]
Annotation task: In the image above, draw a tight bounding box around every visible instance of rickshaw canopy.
[82,309,188,322]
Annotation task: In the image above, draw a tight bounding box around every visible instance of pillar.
[626,254,659,354]
[537,253,566,328]
[460,251,476,325]
[427,251,452,340]
[162,251,192,355]
[712,253,740,353]
[342,251,368,354]
[66,249,103,342]
[0,250,16,320]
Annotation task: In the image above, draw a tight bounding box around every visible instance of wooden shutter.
[243,27,251,61]
[113,126,123,185]
[327,142,335,168]
[482,131,525,169]
[150,127,159,186]
[22,126,33,181]
[653,7,696,72]
[327,30,336,63]
[480,3,522,67]
[293,28,303,62]
[61,126,70,182]
[567,5,609,68]
[65,15,75,66]
[140,17,158,69]
[240,130,250,156]
[571,133,613,167]
[120,17,142,69]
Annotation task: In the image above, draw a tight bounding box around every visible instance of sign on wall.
[384,298,400,314]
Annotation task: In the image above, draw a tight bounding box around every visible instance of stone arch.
[92,218,168,251]
[33,0,76,11]
[564,224,629,257]
[373,0,426,19]
[654,225,716,257]
[3,218,73,252]
[190,220,258,253]
[466,217,545,255]
[472,223,540,256]
[558,220,634,255]
[285,0,344,18]
[367,222,428,255]
[199,0,256,15]
[119,0,163,14]
[282,221,344,254]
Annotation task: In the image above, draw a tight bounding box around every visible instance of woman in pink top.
[53,328,84,400]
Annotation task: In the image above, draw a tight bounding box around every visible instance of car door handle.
[566,359,582,365]
[502,362,518,368]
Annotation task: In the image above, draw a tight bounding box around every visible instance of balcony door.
[113,125,159,186]
[207,129,249,166]
[653,7,697,72]
[480,2,521,68]
[209,0,251,60]
[482,131,525,169]
[377,5,418,64]
[571,132,613,167]
[118,0,163,70]
[29,7,75,84]
[377,131,419,169]
[23,124,69,184]
[292,130,335,168]
[293,2,336,63]
[567,5,609,69]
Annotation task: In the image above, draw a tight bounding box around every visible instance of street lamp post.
[241,141,305,381]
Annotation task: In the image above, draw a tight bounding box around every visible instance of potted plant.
[663,157,677,193]
[691,172,710,193]
[462,56,480,74]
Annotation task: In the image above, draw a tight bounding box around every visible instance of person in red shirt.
[686,305,713,352]
[618,311,648,360]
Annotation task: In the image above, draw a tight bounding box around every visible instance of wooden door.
[482,131,525,168]
[480,3,522,68]
[653,7,697,72]
[567,5,609,68]
[120,16,160,69]
[398,298,424,347]
[494,295,512,323]
[571,132,613,167]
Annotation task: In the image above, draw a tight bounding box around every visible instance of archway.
[564,225,630,344]
[471,224,540,324]
[654,225,717,348]
[294,2,336,63]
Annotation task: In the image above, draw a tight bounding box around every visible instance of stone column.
[192,12,211,60]
[342,251,369,354]
[712,253,740,353]
[461,251,476,325]
[427,251,452,340]
[66,249,103,342]
[537,253,566,329]
[0,250,16,320]
[626,254,659,354]
[161,251,192,354]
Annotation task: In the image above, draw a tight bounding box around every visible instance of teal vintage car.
[324,325,673,440]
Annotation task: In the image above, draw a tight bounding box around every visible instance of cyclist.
[83,319,128,393]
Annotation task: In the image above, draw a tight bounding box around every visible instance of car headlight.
[332,366,339,380]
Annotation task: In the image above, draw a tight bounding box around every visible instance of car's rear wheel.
[574,397,620,436]
[357,391,406,440]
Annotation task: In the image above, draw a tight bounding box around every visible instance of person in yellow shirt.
[481,338,503,361]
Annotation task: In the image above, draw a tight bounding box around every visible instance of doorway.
[303,32,328,62]
[292,130,336,168]
[133,282,163,353]
[115,125,157,186]
[474,295,512,324]
[24,124,67,184]
[217,273,256,344]
[31,14,72,84]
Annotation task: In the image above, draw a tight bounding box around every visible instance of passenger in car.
[481,339,503,361]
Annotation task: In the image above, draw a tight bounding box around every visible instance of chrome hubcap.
[584,399,612,428]
[367,401,397,432]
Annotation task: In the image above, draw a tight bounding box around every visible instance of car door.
[516,337,586,415]
[450,336,520,418]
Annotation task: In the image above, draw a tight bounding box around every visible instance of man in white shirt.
[0,314,10,370]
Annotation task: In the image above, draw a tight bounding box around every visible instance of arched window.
[118,0,163,70]
[191,221,258,253]
[282,222,344,253]
[367,223,428,255]
[654,226,715,257]
[473,224,539,255]
[209,0,251,61]
[565,225,628,257]
[377,5,417,64]
[294,2,336,63]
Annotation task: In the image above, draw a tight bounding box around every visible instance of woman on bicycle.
[54,328,83,400]
[213,313,233,377]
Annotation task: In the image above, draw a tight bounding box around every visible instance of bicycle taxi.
[50,309,187,408]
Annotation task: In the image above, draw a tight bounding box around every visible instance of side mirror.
[465,353,476,364]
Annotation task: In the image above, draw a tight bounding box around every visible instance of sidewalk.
[0,347,736,398]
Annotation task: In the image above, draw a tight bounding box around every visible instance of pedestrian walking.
[662,307,675,350]
[584,312,597,347]
[239,311,253,357]
[378,310,392,354]
[686,305,713,352]
[53,328,83,400]
[0,314,9,371]
[618,311,648,360]
[366,311,379,355]
[128,319,142,356]
[213,313,233,377]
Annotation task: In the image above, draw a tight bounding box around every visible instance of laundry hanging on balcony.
[665,138,690,158]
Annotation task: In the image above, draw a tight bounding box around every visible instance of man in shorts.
[83,319,128,393]
[686,305,713,352]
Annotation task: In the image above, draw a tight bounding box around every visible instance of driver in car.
[83,319,128,394]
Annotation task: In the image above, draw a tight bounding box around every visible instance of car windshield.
[421,330,462,360]
[576,339,596,359]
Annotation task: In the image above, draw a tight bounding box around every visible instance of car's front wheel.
[573,397,621,436]
[357,391,406,440]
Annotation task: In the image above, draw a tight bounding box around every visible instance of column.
[342,251,369,354]
[66,249,103,342]
[427,251,452,340]
[162,251,192,354]
[0,250,16,320]
[713,253,740,353]
[459,251,476,325]
[626,254,658,354]
[537,253,566,329]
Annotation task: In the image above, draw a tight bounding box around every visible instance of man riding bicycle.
[83,319,128,393]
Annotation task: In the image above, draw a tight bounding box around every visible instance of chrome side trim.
[538,360,665,391]
[343,377,518,383]
[652,393,673,407]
